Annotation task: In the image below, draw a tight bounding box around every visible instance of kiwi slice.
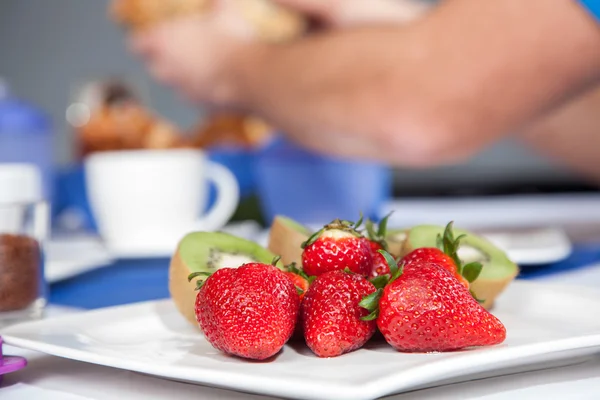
[169,231,282,327]
[268,216,312,267]
[386,229,409,259]
[402,225,519,310]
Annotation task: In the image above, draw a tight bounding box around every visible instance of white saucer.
[45,235,114,283]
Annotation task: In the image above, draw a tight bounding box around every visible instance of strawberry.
[301,218,372,277]
[361,251,506,353]
[281,262,316,341]
[402,222,483,290]
[190,263,300,360]
[302,269,377,357]
[283,262,314,301]
[364,214,393,278]
[403,248,470,288]
[369,241,390,278]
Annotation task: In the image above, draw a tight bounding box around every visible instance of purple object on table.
[0,336,27,385]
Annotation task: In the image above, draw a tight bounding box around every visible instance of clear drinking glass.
[0,201,49,328]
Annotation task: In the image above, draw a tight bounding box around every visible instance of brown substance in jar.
[0,234,41,312]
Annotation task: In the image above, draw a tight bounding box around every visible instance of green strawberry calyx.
[301,214,365,249]
[188,271,212,291]
[285,261,317,296]
[285,261,314,282]
[436,221,486,303]
[364,212,394,250]
[360,249,404,321]
[436,221,483,284]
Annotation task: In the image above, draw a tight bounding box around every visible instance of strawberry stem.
[188,272,211,282]
[359,288,383,321]
[271,256,282,266]
[462,262,483,283]
[301,229,324,248]
[437,221,482,280]
[360,248,400,322]
[438,221,463,274]
[365,219,378,241]
[377,212,393,238]
[370,275,389,289]
[188,271,212,291]
[471,289,486,304]
[354,212,364,230]
[285,262,314,283]
[378,249,403,284]
[361,309,379,321]
[302,216,367,248]
[365,214,392,251]
[360,295,382,321]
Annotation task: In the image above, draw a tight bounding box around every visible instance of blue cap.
[0,79,51,133]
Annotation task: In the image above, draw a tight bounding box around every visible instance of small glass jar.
[0,200,49,327]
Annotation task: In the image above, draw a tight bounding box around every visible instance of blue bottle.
[0,79,55,204]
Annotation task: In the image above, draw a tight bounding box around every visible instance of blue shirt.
[579,0,600,21]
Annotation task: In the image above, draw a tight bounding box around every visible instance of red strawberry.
[191,263,300,360]
[403,248,469,288]
[301,218,372,277]
[362,251,506,353]
[283,263,313,301]
[302,269,377,357]
[402,222,483,290]
[364,214,393,278]
[369,241,390,277]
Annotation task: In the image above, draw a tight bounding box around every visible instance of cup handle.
[194,161,240,232]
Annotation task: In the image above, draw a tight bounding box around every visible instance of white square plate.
[3,281,600,400]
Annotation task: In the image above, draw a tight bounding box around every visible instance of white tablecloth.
[2,349,599,400]
[3,266,600,400]
[0,265,600,400]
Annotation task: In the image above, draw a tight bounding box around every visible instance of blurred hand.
[129,1,258,105]
[129,0,431,105]
[274,0,431,27]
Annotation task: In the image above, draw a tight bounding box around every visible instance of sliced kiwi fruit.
[385,229,408,259]
[267,216,312,267]
[402,225,519,310]
[169,231,283,327]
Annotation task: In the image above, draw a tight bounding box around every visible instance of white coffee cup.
[84,149,239,258]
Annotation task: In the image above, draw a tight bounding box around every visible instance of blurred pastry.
[110,0,307,42]
[76,81,152,155]
[143,120,186,149]
[190,112,274,149]
[75,80,187,156]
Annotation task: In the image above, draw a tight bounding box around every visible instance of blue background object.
[253,137,392,225]
[578,0,600,21]
[50,258,171,309]
[517,244,600,280]
[0,84,55,202]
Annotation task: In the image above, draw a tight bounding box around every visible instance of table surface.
[2,262,600,400]
[4,200,600,399]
